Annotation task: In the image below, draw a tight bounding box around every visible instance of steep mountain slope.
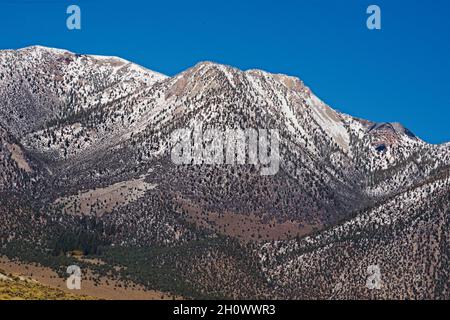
[259,167,450,299]
[0,46,448,299]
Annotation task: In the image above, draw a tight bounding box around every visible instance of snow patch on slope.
[306,94,350,152]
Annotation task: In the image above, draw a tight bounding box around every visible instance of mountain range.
[0,46,448,299]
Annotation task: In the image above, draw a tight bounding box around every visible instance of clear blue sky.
[1,0,449,143]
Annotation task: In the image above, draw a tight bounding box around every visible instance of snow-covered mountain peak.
[18,45,71,55]
[15,45,168,82]
[0,46,168,137]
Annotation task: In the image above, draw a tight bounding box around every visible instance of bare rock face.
[0,46,449,299]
